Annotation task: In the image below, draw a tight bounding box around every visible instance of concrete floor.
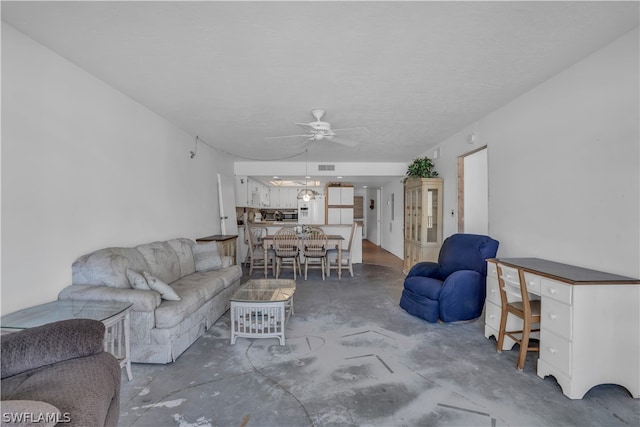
[119,262,639,427]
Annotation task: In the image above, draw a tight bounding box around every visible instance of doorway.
[457,146,488,234]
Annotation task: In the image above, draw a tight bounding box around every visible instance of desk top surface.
[490,257,640,284]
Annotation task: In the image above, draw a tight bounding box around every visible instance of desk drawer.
[540,329,571,376]
[522,272,541,295]
[485,301,502,331]
[499,265,520,286]
[487,261,498,278]
[486,276,501,305]
[541,279,572,304]
[541,297,572,340]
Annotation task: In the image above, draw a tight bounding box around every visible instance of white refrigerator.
[298,196,325,225]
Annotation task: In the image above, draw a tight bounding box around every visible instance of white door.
[462,148,488,234]
[217,173,238,236]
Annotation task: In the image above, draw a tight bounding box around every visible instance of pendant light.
[297,149,316,201]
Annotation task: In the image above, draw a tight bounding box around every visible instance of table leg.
[264,244,268,278]
[124,311,132,381]
[338,246,342,279]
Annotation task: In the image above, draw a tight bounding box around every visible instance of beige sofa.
[58,238,242,364]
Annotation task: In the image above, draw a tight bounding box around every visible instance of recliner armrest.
[406,261,440,278]
[1,319,104,379]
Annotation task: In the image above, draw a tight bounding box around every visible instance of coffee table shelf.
[230,279,296,345]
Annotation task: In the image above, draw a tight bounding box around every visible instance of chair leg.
[304,259,308,280]
[496,310,509,353]
[276,258,281,278]
[517,320,532,371]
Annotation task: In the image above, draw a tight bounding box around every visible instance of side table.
[196,234,238,265]
[1,300,133,381]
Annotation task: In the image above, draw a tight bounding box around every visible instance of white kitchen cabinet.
[485,258,640,400]
[328,186,354,205]
[326,185,354,225]
[327,207,353,225]
[235,177,270,207]
[235,176,251,207]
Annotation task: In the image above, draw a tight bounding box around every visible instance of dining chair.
[243,225,267,265]
[245,224,275,276]
[326,222,358,278]
[496,265,541,371]
[302,227,328,280]
[273,227,301,279]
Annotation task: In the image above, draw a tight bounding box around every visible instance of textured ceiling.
[2,1,638,172]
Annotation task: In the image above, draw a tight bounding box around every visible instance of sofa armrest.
[58,285,160,312]
[1,319,104,379]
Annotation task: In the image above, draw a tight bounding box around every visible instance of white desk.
[485,258,639,399]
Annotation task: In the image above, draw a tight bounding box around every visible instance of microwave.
[280,210,298,221]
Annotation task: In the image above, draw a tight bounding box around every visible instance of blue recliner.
[400,233,499,323]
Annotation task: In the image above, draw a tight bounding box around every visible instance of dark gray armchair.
[1,319,121,427]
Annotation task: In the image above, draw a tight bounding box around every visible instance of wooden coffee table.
[230,279,296,345]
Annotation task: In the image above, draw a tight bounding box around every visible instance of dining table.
[262,234,345,279]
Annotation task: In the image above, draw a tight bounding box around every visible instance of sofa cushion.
[172,272,226,300]
[403,276,444,300]
[167,238,196,277]
[72,247,149,288]
[143,271,180,301]
[192,242,223,271]
[154,285,208,329]
[136,241,181,285]
[1,352,121,427]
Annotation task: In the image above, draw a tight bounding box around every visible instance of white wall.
[431,28,639,278]
[1,25,233,313]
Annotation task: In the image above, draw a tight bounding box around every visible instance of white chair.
[302,227,328,280]
[273,227,301,279]
[496,265,541,371]
[245,224,275,276]
[326,222,357,278]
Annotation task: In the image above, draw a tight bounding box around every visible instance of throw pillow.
[192,242,223,271]
[143,271,181,301]
[126,268,150,290]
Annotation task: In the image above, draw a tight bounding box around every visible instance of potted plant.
[405,156,439,179]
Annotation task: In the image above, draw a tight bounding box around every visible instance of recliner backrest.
[437,233,499,279]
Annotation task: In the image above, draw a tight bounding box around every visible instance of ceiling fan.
[266,109,368,147]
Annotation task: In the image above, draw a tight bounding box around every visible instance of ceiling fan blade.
[329,136,359,147]
[296,122,315,129]
[331,126,370,134]
[265,134,311,140]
